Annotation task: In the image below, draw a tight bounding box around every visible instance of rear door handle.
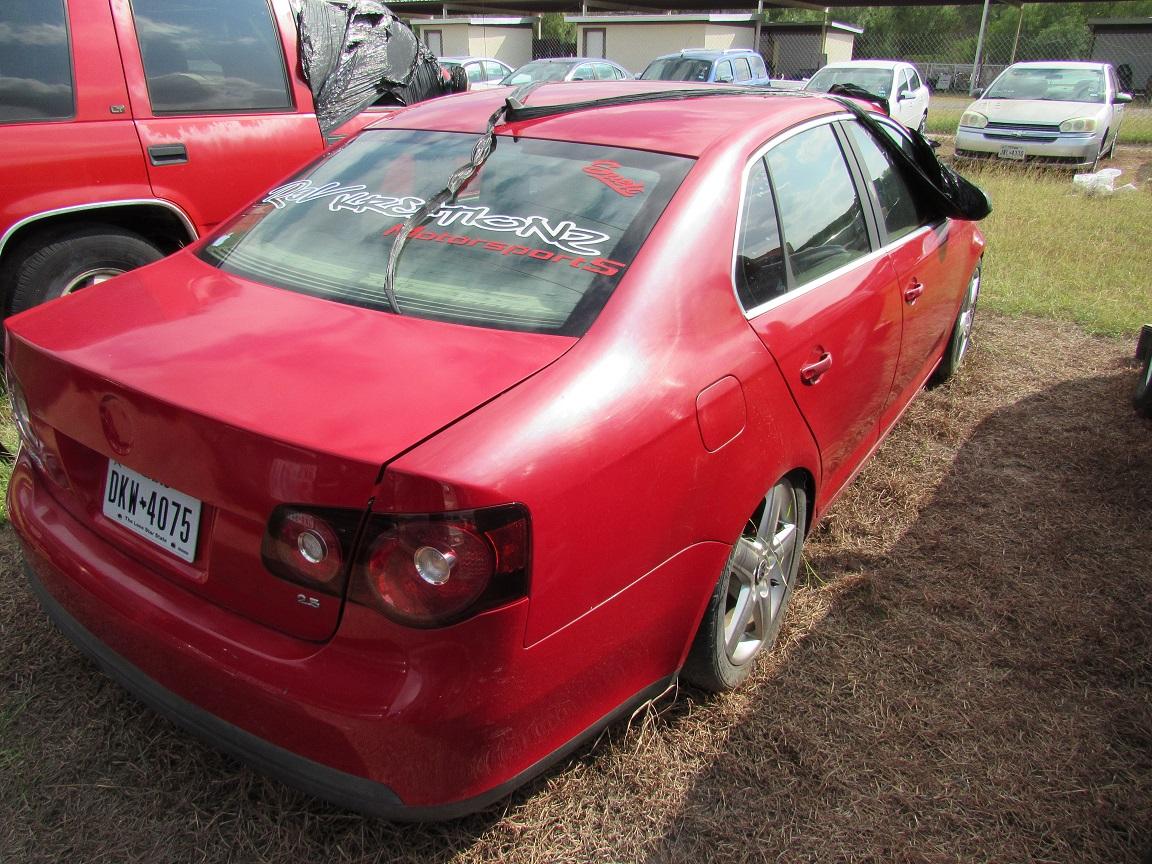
[904,281,925,304]
[800,352,833,385]
[148,143,188,166]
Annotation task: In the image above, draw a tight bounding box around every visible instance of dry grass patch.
[2,311,1151,863]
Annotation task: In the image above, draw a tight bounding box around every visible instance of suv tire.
[10,226,163,315]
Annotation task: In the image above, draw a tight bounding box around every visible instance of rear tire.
[1135,326,1152,418]
[932,262,981,385]
[9,226,163,315]
[683,477,807,693]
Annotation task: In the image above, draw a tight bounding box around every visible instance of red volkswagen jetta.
[6,81,985,818]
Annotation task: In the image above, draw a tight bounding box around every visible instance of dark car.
[641,49,771,86]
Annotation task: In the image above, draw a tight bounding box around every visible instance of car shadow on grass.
[642,366,1152,864]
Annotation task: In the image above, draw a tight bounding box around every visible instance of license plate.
[102,461,201,563]
[997,145,1026,161]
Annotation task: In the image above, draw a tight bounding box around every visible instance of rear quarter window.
[0,0,74,123]
[200,130,693,336]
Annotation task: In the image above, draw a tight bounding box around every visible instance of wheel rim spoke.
[725,582,757,657]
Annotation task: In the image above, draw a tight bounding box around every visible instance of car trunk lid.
[6,260,574,640]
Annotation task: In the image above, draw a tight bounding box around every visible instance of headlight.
[959,111,988,129]
[1059,117,1099,133]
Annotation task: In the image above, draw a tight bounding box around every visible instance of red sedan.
[6,81,985,819]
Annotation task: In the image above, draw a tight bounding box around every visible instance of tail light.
[261,503,530,628]
[6,367,69,488]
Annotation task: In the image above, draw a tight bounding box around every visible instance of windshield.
[641,58,713,82]
[503,62,574,85]
[199,130,692,336]
[805,68,894,97]
[984,67,1106,103]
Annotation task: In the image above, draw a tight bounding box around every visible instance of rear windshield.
[806,68,893,97]
[641,58,713,83]
[199,129,693,336]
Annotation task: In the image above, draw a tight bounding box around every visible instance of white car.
[439,57,513,91]
[803,60,930,132]
[955,61,1132,170]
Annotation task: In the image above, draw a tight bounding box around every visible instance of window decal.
[264,179,613,257]
[582,160,645,197]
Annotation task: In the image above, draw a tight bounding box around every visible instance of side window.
[765,124,870,286]
[845,121,926,242]
[572,64,594,81]
[735,159,787,309]
[750,55,768,79]
[593,63,615,80]
[909,69,922,91]
[734,58,752,82]
[898,69,913,96]
[0,0,74,122]
[465,63,483,84]
[715,60,733,82]
[131,0,292,114]
[483,61,506,83]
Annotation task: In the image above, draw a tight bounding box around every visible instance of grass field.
[1,150,1151,862]
[927,93,1152,145]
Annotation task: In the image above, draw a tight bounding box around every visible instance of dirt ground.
[2,310,1151,863]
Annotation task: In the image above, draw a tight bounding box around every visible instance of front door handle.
[800,352,833,385]
[148,143,188,166]
[904,281,925,304]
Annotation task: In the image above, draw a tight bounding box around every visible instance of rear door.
[740,119,903,508]
[841,117,968,428]
[111,0,326,234]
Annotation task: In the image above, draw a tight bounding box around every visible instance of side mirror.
[1115,92,1133,104]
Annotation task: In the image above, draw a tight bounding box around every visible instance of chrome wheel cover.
[721,480,801,666]
[63,267,125,296]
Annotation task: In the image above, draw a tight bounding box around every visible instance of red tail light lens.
[351,504,530,628]
[262,503,530,628]
[261,507,361,594]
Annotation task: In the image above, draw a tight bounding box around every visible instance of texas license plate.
[997,145,1026,161]
[102,461,201,563]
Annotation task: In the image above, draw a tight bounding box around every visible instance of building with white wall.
[409,17,534,67]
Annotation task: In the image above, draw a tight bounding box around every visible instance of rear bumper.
[9,454,697,817]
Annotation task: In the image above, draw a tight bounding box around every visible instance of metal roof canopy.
[390,0,1050,15]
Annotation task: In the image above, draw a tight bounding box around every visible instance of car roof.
[652,49,755,61]
[526,57,613,65]
[818,60,905,70]
[371,81,840,158]
[1006,61,1108,70]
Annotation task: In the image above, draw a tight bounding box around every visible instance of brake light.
[352,505,530,628]
[261,503,530,627]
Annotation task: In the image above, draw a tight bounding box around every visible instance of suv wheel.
[9,226,163,315]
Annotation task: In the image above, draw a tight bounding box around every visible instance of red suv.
[0,0,389,316]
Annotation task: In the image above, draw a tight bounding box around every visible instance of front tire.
[1135,326,1152,418]
[682,477,808,693]
[9,226,163,315]
[933,262,981,385]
